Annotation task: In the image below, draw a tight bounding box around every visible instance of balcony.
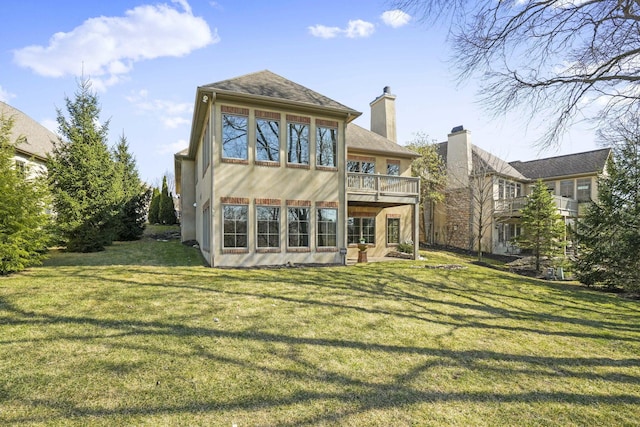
[494,195,578,217]
[347,172,419,206]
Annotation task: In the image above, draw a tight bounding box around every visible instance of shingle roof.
[346,123,419,158]
[202,70,361,116]
[0,101,57,160]
[509,148,611,179]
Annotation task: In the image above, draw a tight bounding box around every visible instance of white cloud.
[157,139,188,155]
[13,1,218,90]
[308,25,342,39]
[381,10,411,28]
[345,20,375,38]
[0,85,15,103]
[309,19,375,39]
[127,90,193,129]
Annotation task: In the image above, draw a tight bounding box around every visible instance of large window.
[386,161,400,176]
[317,208,337,247]
[560,179,574,199]
[387,217,400,245]
[223,205,248,248]
[497,178,522,198]
[287,122,309,165]
[202,203,211,252]
[222,114,248,160]
[256,118,280,162]
[288,207,310,247]
[202,119,211,174]
[316,126,337,167]
[347,159,375,173]
[348,217,376,244]
[257,206,280,248]
[577,178,592,202]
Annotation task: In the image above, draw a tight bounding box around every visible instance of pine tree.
[47,79,120,252]
[574,120,640,291]
[148,187,161,224]
[515,179,566,271]
[0,115,51,274]
[113,132,148,240]
[158,175,177,225]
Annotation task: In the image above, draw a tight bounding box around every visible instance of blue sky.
[0,0,599,185]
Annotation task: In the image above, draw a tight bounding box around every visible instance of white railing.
[494,195,578,215]
[347,173,419,196]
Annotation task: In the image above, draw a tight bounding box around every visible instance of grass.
[1,229,639,426]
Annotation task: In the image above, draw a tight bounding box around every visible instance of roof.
[509,148,611,179]
[435,141,527,180]
[201,70,361,116]
[347,123,419,158]
[0,101,57,160]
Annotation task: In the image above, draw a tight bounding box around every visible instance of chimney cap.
[383,86,391,94]
[451,125,465,133]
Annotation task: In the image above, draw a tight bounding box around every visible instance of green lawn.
[1,233,639,426]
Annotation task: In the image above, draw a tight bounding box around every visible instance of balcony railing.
[494,195,578,216]
[347,172,419,196]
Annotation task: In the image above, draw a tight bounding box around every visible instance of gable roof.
[435,141,527,180]
[347,123,419,158]
[201,70,361,116]
[0,101,57,161]
[509,148,611,179]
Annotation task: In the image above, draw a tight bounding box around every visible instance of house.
[0,101,57,177]
[431,126,611,255]
[175,70,420,267]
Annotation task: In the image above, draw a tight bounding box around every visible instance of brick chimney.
[447,125,472,188]
[370,86,397,143]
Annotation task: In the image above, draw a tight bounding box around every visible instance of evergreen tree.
[112,132,148,240]
[47,79,120,252]
[0,115,51,274]
[515,179,566,271]
[574,118,640,291]
[148,187,161,224]
[158,175,177,225]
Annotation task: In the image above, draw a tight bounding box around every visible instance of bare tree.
[393,0,640,146]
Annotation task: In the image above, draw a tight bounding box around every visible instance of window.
[202,203,211,252]
[256,118,280,162]
[317,208,337,247]
[387,217,400,245]
[223,205,248,248]
[202,119,210,174]
[222,114,248,160]
[316,126,337,167]
[288,207,310,247]
[498,223,521,244]
[15,160,26,178]
[348,217,376,244]
[498,179,522,198]
[257,206,280,248]
[287,122,309,165]
[545,181,556,194]
[347,159,375,173]
[560,180,574,199]
[577,178,592,202]
[386,161,400,176]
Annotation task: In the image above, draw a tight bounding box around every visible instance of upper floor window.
[386,160,400,176]
[287,116,310,165]
[560,179,574,199]
[222,113,248,160]
[202,119,210,174]
[316,125,337,167]
[347,159,375,174]
[577,178,592,202]
[256,112,280,162]
[498,178,522,199]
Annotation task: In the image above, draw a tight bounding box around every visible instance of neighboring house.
[0,101,57,177]
[175,70,420,267]
[432,126,611,255]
